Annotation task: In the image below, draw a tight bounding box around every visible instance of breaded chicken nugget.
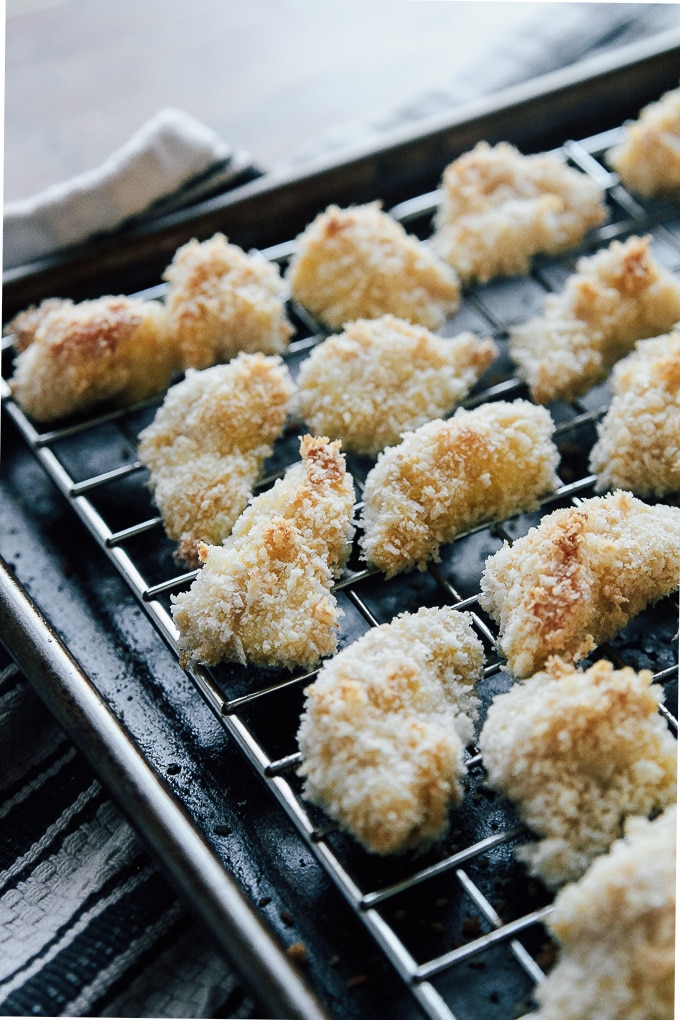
[137,353,295,565]
[530,807,676,1019]
[589,330,680,497]
[509,235,680,403]
[6,298,65,352]
[359,400,560,576]
[171,435,355,670]
[479,490,680,679]
[297,607,485,855]
[164,233,294,370]
[608,85,680,199]
[296,315,497,455]
[431,141,607,284]
[286,202,460,331]
[7,295,174,422]
[479,658,676,888]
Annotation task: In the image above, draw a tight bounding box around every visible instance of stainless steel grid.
[2,122,679,1020]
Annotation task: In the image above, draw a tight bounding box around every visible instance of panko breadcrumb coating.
[296,315,497,455]
[7,295,175,422]
[286,202,460,331]
[137,353,295,565]
[297,607,485,855]
[164,233,294,370]
[171,435,356,670]
[530,807,676,1019]
[479,658,677,888]
[509,235,680,403]
[608,85,680,199]
[431,141,607,284]
[359,399,560,576]
[479,490,680,679]
[589,330,680,497]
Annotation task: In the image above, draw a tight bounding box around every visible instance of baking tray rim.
[3,25,680,318]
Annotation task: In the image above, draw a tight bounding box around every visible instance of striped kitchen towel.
[0,642,256,1019]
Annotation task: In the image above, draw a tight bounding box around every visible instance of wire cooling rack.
[2,123,679,1020]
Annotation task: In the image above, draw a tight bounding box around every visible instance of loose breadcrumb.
[171,435,355,670]
[608,85,680,199]
[530,807,676,1019]
[163,233,294,370]
[7,295,174,422]
[479,490,680,679]
[137,353,295,565]
[509,235,680,403]
[359,400,560,576]
[297,607,485,855]
[479,658,677,888]
[295,315,497,455]
[286,202,460,331]
[589,330,680,497]
[431,141,607,284]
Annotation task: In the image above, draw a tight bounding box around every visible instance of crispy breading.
[509,235,680,403]
[589,330,680,497]
[171,435,356,670]
[163,233,294,370]
[297,607,484,855]
[608,85,680,199]
[296,315,496,455]
[359,400,560,577]
[479,490,680,679]
[7,298,66,352]
[137,353,295,565]
[530,807,676,1019]
[479,658,677,889]
[7,295,175,422]
[286,202,460,331]
[431,141,607,284]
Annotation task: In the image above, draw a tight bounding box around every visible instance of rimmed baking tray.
[2,30,679,1020]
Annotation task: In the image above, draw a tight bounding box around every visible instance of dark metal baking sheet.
[2,30,679,1020]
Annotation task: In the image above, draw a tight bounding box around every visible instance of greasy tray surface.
[2,47,679,1020]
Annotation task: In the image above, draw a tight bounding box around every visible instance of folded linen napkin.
[3,107,257,271]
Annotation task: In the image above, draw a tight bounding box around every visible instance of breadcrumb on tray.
[137,353,295,565]
[479,490,680,679]
[509,234,680,403]
[529,806,676,1019]
[431,141,607,284]
[589,329,680,497]
[359,399,560,577]
[7,295,175,422]
[608,85,680,199]
[286,202,460,331]
[295,314,497,455]
[171,435,355,670]
[164,233,294,370]
[297,607,485,855]
[479,658,677,889]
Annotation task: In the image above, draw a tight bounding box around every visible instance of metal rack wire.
[2,123,679,1020]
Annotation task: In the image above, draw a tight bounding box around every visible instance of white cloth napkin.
[3,107,254,271]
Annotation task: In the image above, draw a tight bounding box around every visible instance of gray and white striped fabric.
[275,3,680,171]
[0,644,255,1019]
